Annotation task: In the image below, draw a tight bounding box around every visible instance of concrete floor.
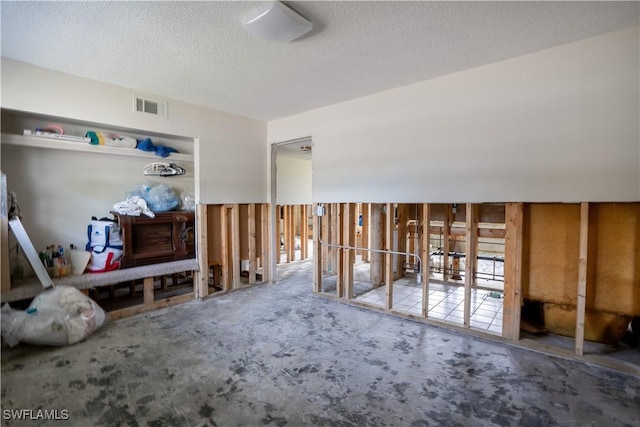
[2,260,639,427]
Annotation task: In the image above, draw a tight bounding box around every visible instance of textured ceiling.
[1,1,639,122]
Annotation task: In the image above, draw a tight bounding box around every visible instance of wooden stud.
[330,203,339,277]
[220,205,230,291]
[231,204,241,289]
[259,203,265,282]
[284,205,290,263]
[327,204,335,273]
[429,225,505,239]
[275,205,281,265]
[260,204,271,282]
[143,277,154,306]
[195,203,208,298]
[341,203,349,298]
[298,205,302,260]
[267,203,274,282]
[443,204,451,282]
[503,203,524,340]
[293,205,298,261]
[288,205,293,261]
[464,204,479,328]
[385,203,394,310]
[283,205,289,263]
[207,205,222,271]
[263,203,270,282]
[270,144,278,281]
[109,292,195,320]
[343,203,355,299]
[421,203,431,318]
[370,204,384,287]
[334,204,344,298]
[290,205,297,261]
[301,205,308,259]
[282,205,290,263]
[313,204,322,293]
[396,204,408,278]
[255,206,262,271]
[239,205,247,267]
[248,203,257,285]
[361,203,370,262]
[575,202,589,356]
[321,204,329,273]
[405,209,414,272]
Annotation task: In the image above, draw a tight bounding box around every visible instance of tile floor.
[306,245,505,335]
[354,279,504,335]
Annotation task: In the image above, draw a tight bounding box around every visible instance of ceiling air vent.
[134,96,167,118]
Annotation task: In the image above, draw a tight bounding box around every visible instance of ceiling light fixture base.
[242,1,312,43]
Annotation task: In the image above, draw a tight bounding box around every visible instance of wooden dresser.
[112,211,195,268]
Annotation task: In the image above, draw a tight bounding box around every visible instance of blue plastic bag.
[125,182,179,213]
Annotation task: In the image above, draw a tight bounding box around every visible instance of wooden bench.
[1,258,198,319]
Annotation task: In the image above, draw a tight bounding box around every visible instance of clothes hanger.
[142,162,186,177]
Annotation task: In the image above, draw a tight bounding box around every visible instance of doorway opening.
[270,137,313,282]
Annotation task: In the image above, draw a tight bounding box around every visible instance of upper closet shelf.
[1,133,194,162]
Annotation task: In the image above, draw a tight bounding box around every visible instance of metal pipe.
[430,250,504,263]
[319,238,423,283]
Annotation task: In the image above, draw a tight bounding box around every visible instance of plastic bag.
[125,182,179,213]
[1,286,107,347]
[180,192,195,211]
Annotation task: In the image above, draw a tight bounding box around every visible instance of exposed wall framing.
[205,203,271,297]
[521,202,639,349]
[96,272,195,320]
[275,204,313,266]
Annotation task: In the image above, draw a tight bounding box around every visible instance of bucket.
[69,250,91,275]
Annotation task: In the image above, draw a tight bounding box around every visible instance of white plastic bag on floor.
[1,286,107,347]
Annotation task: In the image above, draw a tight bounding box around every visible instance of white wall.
[276,156,312,205]
[1,59,268,204]
[268,26,640,203]
[1,59,267,253]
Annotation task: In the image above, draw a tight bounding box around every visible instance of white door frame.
[269,137,312,283]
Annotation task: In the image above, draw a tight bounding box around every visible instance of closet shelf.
[1,133,194,162]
